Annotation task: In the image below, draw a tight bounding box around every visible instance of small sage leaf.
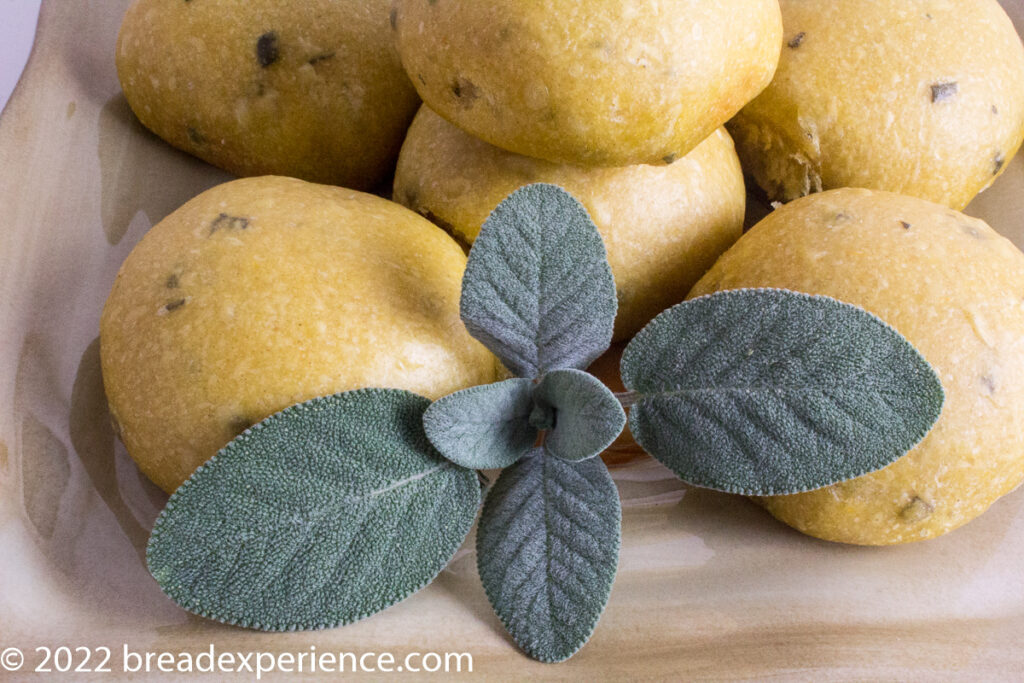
[477,448,620,663]
[423,378,537,469]
[146,389,480,631]
[460,183,617,378]
[536,369,626,462]
[621,288,945,495]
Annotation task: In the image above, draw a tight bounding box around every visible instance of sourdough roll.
[394,107,746,340]
[101,177,496,492]
[392,0,782,167]
[116,0,420,189]
[690,188,1024,544]
[728,0,1024,209]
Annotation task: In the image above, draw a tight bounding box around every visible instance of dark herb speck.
[981,375,997,395]
[256,32,280,68]
[307,52,335,66]
[930,82,958,103]
[163,298,187,313]
[899,220,912,230]
[787,32,806,49]
[210,213,250,235]
[166,274,180,289]
[187,126,205,145]
[451,78,480,104]
[662,153,677,165]
[994,152,1005,175]
[899,496,934,522]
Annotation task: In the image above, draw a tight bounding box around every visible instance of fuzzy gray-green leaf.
[536,369,626,462]
[146,389,479,631]
[423,378,537,469]
[477,449,620,663]
[621,288,945,496]
[460,183,617,378]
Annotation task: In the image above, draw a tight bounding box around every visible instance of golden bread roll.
[728,0,1024,209]
[690,188,1024,544]
[116,0,419,189]
[392,0,782,166]
[394,107,746,340]
[101,176,496,492]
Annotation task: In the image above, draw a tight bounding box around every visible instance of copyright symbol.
[1,647,23,671]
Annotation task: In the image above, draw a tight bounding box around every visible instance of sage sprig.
[533,369,625,463]
[477,449,620,663]
[620,288,945,495]
[460,183,617,377]
[147,389,479,630]
[422,378,536,469]
[143,183,944,665]
[425,184,624,662]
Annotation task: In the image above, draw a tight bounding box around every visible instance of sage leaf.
[460,183,617,378]
[535,369,626,462]
[477,449,620,663]
[621,288,944,495]
[423,378,537,469]
[146,389,480,631]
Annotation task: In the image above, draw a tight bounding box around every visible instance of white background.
[0,1,41,113]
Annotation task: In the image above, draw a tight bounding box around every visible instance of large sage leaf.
[423,378,536,469]
[477,449,620,662]
[460,183,617,378]
[147,389,479,630]
[535,369,626,462]
[621,288,944,495]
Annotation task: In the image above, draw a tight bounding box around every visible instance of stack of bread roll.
[110,0,1024,545]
